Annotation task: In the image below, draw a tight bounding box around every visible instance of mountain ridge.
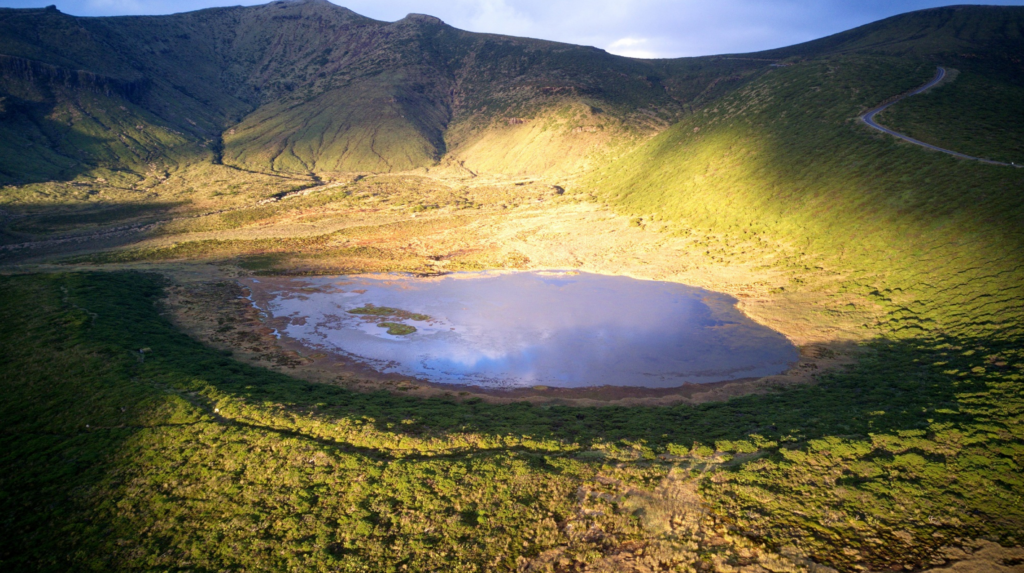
[0,2,1022,182]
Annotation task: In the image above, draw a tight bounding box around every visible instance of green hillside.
[584,54,1024,336]
[880,64,1024,164]
[570,22,1024,566]
[0,61,205,183]
[754,5,1024,164]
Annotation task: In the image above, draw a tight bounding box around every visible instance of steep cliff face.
[0,55,148,102]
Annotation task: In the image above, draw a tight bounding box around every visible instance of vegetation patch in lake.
[348,304,431,321]
[377,322,417,335]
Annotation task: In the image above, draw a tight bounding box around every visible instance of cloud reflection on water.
[250,271,799,388]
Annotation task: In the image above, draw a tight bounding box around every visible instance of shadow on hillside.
[0,200,188,264]
[0,87,217,186]
[0,96,121,185]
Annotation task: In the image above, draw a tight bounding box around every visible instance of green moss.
[348,304,430,322]
[377,321,417,335]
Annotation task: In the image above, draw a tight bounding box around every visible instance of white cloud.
[606,37,658,59]
[608,37,646,48]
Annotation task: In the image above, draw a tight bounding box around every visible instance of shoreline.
[164,273,854,407]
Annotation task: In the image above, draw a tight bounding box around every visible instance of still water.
[243,271,798,389]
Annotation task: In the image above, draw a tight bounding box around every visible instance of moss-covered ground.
[349,306,431,323]
[377,321,418,335]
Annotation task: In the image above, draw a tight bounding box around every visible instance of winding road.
[860,66,1018,167]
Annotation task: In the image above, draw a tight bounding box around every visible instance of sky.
[2,0,1024,57]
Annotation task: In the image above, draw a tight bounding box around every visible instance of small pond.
[242,271,798,389]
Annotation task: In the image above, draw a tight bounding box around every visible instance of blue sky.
[3,0,1024,57]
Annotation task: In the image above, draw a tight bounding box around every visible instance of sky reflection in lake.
[244,271,798,388]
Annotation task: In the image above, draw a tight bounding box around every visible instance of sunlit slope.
[223,78,448,173]
[1,2,1022,181]
[443,102,640,176]
[441,57,764,176]
[217,7,453,173]
[218,3,766,176]
[584,55,1024,338]
[437,41,766,176]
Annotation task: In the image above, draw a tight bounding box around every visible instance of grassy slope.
[0,77,205,185]
[565,11,1024,565]
[3,3,1022,183]
[219,5,454,173]
[880,64,1024,164]
[223,76,447,173]
[219,5,769,177]
[759,5,1024,165]
[584,54,1024,338]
